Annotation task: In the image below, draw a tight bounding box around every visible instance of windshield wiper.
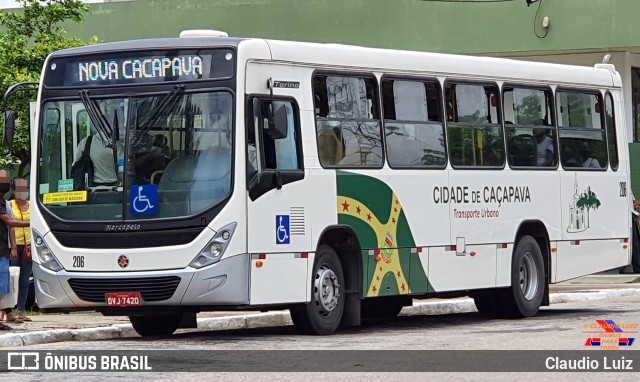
[79,90,113,147]
[133,85,184,146]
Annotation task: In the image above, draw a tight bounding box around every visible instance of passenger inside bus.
[534,127,554,166]
[152,134,170,156]
[73,126,124,187]
[131,133,171,185]
[580,141,601,168]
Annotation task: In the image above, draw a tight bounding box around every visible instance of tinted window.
[314,75,383,167]
[557,91,607,169]
[503,87,556,168]
[445,82,504,167]
[382,79,445,167]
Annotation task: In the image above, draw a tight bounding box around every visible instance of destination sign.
[44,49,235,87]
[78,56,205,82]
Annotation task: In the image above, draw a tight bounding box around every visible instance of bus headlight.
[190,222,237,269]
[32,229,63,272]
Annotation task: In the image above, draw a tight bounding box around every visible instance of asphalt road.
[5,291,640,381]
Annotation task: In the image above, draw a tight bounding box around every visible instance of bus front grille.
[51,228,203,249]
[68,276,182,303]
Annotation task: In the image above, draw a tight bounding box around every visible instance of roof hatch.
[179,30,229,38]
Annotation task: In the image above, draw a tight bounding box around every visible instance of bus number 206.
[72,256,85,268]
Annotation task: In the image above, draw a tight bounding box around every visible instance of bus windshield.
[38,90,233,221]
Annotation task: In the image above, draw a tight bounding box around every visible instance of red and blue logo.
[584,338,601,346]
[583,319,637,348]
[619,338,635,346]
[595,319,624,333]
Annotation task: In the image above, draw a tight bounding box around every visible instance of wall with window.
[63,0,640,57]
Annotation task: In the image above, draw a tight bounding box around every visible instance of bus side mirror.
[248,169,275,201]
[269,103,288,140]
[3,111,16,147]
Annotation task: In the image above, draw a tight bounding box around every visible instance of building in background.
[9,0,640,192]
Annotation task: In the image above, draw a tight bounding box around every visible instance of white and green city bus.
[4,30,633,336]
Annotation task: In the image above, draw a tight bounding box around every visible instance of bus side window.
[382,78,446,168]
[445,82,504,167]
[503,86,556,168]
[313,74,383,167]
[557,90,607,170]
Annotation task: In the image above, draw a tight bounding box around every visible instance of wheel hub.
[519,251,539,301]
[314,265,340,316]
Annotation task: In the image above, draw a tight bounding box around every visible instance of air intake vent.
[68,276,181,303]
[290,207,305,236]
[52,228,203,249]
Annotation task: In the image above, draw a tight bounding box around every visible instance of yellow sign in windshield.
[43,191,88,204]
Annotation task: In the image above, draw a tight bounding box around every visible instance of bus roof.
[262,39,619,88]
[47,37,246,57]
[48,37,619,88]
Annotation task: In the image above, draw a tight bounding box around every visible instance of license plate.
[105,292,142,307]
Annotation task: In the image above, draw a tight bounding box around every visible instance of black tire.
[631,219,640,273]
[27,278,37,311]
[129,315,181,337]
[290,245,345,335]
[503,235,545,318]
[473,291,500,318]
[362,297,404,323]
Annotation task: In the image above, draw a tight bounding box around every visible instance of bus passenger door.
[556,91,629,281]
[245,96,312,305]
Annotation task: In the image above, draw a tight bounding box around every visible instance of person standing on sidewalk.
[0,171,17,330]
[4,178,31,322]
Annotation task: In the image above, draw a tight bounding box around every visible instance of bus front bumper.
[33,254,250,310]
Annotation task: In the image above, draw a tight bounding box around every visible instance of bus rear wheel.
[631,219,640,273]
[473,291,500,318]
[474,235,545,318]
[504,235,545,318]
[290,245,345,335]
[129,314,181,337]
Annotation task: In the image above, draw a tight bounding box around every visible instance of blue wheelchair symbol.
[276,215,290,244]
[130,185,158,216]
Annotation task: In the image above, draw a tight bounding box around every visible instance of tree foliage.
[576,187,601,228]
[0,0,96,176]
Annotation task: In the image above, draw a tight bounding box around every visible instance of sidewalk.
[1,274,639,347]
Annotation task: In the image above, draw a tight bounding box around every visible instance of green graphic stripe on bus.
[336,171,432,297]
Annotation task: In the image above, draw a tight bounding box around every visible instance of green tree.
[0,0,96,176]
[576,187,601,228]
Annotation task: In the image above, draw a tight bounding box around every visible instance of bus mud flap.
[340,291,361,327]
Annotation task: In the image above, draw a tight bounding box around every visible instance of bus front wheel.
[290,245,345,335]
[129,314,181,337]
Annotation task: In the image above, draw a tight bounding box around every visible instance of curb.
[564,275,640,284]
[2,288,639,347]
